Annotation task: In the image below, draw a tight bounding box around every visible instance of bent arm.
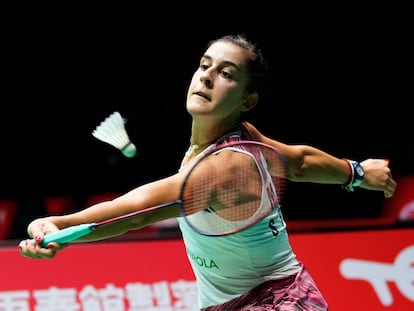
[244,122,396,198]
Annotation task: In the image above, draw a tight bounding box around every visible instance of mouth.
[194,91,211,101]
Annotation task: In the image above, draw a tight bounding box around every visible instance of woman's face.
[186,41,251,122]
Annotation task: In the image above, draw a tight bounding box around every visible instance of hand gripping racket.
[19,140,287,248]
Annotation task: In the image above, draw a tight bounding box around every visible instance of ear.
[240,93,259,112]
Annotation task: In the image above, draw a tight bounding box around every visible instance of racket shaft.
[19,223,97,247]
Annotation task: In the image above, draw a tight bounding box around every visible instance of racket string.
[181,142,286,235]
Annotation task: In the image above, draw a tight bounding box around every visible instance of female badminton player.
[19,34,396,310]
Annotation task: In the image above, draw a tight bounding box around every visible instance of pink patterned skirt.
[202,263,328,311]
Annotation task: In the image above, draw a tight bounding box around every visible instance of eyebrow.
[202,54,242,72]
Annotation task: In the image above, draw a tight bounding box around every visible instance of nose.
[200,69,213,88]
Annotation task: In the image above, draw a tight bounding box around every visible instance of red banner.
[291,228,414,310]
[1,239,198,310]
[1,228,413,310]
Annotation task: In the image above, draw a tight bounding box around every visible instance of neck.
[190,137,217,149]
[186,121,242,158]
[190,119,242,146]
[186,138,216,157]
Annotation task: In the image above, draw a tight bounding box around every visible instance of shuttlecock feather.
[92,111,137,158]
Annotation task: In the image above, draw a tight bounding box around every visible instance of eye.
[200,64,209,71]
[220,70,232,79]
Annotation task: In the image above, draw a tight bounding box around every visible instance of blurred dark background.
[1,4,413,238]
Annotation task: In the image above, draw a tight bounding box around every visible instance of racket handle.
[19,223,97,248]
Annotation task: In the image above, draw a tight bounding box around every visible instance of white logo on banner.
[400,200,414,220]
[340,245,414,306]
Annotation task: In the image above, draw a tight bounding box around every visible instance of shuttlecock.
[92,111,137,158]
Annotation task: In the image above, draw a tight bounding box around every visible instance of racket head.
[179,140,287,236]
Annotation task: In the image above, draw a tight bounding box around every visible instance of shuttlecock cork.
[92,111,137,158]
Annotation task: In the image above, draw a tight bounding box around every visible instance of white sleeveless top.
[177,123,300,308]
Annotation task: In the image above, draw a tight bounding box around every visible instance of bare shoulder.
[243,121,303,161]
[244,122,285,149]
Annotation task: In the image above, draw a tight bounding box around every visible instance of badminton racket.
[19,140,287,248]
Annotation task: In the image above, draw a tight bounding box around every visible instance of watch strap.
[342,159,365,192]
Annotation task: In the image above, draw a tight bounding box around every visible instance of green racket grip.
[19,223,97,248]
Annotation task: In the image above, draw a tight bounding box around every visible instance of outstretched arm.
[19,173,185,259]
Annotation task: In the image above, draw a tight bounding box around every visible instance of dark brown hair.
[207,34,271,96]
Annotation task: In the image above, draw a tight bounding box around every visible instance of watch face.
[356,166,364,176]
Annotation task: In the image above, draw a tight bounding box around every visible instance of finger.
[384,184,396,198]
[26,243,57,259]
[34,235,43,245]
